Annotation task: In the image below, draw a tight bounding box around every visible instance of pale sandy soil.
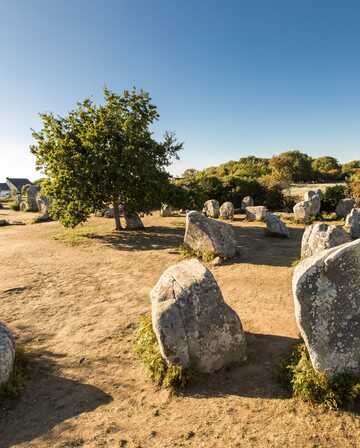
[0,206,360,448]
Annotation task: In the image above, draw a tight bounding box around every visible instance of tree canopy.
[31,87,182,229]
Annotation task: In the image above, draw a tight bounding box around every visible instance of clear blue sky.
[1,0,360,181]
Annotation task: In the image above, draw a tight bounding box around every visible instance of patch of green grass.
[0,346,27,398]
[178,244,216,262]
[9,202,20,211]
[319,212,338,222]
[291,258,301,267]
[134,315,192,391]
[279,342,360,409]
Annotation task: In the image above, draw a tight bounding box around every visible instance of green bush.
[134,315,192,390]
[279,342,360,409]
[321,185,347,212]
[10,202,20,211]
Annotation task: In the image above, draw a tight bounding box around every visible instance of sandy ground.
[0,207,360,448]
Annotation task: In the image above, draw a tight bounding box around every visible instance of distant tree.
[182,168,198,179]
[342,160,360,177]
[269,150,313,183]
[312,156,341,181]
[31,87,182,230]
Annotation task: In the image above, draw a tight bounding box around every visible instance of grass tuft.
[178,244,216,262]
[0,346,27,398]
[279,342,360,409]
[9,202,20,211]
[134,315,192,391]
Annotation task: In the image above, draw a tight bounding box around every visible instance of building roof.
[0,183,10,191]
[6,178,32,191]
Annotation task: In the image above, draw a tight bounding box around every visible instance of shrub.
[10,202,20,211]
[279,342,360,409]
[321,185,347,212]
[134,315,192,390]
[350,178,360,206]
[179,244,216,262]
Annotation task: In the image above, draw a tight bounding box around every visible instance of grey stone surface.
[265,213,289,238]
[301,223,351,258]
[202,200,220,218]
[245,206,267,222]
[345,208,360,239]
[293,239,360,377]
[219,202,234,220]
[151,259,247,373]
[124,212,144,230]
[0,323,16,387]
[20,185,40,212]
[241,196,254,210]
[293,200,312,223]
[336,198,356,218]
[160,203,173,217]
[184,211,237,259]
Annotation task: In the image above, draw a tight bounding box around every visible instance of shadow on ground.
[234,225,304,267]
[184,332,300,400]
[0,350,112,448]
[86,223,303,267]
[86,225,185,251]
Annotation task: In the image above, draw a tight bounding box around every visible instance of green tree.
[269,150,313,183]
[312,156,341,181]
[31,88,182,230]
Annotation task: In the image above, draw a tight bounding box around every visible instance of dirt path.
[0,209,359,448]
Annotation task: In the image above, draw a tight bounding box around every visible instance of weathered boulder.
[219,201,234,220]
[293,200,312,223]
[304,189,321,201]
[34,195,52,223]
[124,212,144,230]
[293,239,360,377]
[301,223,350,258]
[202,200,220,218]
[345,208,360,239]
[241,196,254,210]
[151,259,247,373]
[160,203,173,217]
[305,192,321,216]
[20,185,40,212]
[336,198,356,218]
[0,323,16,387]
[265,213,289,238]
[245,206,267,222]
[184,211,237,259]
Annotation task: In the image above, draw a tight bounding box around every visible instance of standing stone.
[34,195,52,222]
[241,196,254,210]
[151,259,247,373]
[265,213,290,238]
[219,202,234,220]
[293,200,312,223]
[345,208,360,239]
[301,223,350,258]
[20,185,40,212]
[245,206,267,222]
[336,198,356,218]
[0,323,16,387]
[184,211,237,259]
[124,212,144,230]
[160,204,173,217]
[293,239,360,377]
[202,200,220,218]
[304,192,321,216]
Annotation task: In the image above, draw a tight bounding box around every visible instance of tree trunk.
[113,200,122,230]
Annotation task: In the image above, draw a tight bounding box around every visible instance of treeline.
[169,151,360,210]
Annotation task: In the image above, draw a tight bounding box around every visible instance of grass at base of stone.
[0,346,27,398]
[279,342,360,410]
[134,315,192,391]
[178,244,216,263]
